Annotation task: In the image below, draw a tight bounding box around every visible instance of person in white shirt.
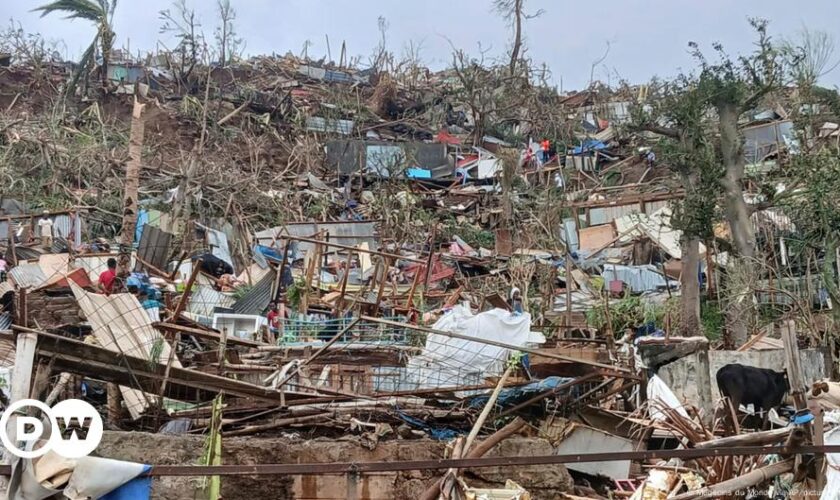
[37,211,54,249]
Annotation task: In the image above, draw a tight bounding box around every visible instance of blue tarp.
[468,376,576,409]
[396,410,460,440]
[571,139,608,155]
[134,209,150,244]
[406,168,432,179]
[100,465,153,500]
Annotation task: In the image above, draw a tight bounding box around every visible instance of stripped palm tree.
[33,0,118,94]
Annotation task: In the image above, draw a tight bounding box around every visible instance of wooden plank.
[25,327,308,404]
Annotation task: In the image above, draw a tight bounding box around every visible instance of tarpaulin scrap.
[396,410,460,440]
[468,376,576,409]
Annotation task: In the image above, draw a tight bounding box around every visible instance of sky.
[6,0,840,90]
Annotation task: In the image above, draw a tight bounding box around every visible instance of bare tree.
[782,27,840,86]
[493,0,543,76]
[159,0,203,84]
[215,0,244,67]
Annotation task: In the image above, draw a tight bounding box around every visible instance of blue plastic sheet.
[571,139,608,155]
[406,168,432,179]
[100,465,153,500]
[134,210,150,245]
[468,376,576,409]
[397,410,460,440]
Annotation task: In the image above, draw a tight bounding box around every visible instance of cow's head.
[777,370,791,393]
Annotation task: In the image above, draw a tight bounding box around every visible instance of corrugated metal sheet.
[0,212,82,245]
[134,224,174,272]
[326,140,451,179]
[231,269,275,315]
[254,221,376,255]
[0,337,15,367]
[10,246,42,261]
[601,264,670,293]
[0,313,11,331]
[366,145,404,177]
[9,263,47,289]
[196,223,233,270]
[52,214,82,246]
[588,204,639,226]
[188,285,237,318]
[306,116,354,135]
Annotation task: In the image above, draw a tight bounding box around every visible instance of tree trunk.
[118,98,146,277]
[508,0,523,76]
[100,27,113,90]
[718,102,755,258]
[680,236,701,335]
[718,102,754,347]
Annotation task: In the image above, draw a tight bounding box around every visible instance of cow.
[715,363,790,429]
[191,253,233,278]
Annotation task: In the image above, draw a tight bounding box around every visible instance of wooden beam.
[24,326,308,404]
[172,258,202,319]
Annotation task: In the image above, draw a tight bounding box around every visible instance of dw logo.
[0,399,104,459]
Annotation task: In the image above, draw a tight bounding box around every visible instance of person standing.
[540,138,551,164]
[99,258,118,295]
[37,211,54,250]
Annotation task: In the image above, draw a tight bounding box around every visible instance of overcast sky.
[7,0,840,90]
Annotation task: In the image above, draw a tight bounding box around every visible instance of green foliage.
[700,300,724,341]
[585,294,667,336]
[785,152,840,242]
[148,337,164,367]
[286,278,304,309]
[231,285,252,301]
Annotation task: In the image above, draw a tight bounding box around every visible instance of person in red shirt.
[98,258,118,295]
[266,302,280,331]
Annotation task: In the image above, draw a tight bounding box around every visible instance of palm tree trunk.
[118,98,146,277]
[100,27,114,90]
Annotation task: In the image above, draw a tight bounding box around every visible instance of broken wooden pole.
[224,413,332,437]
[333,251,354,314]
[274,318,360,390]
[670,458,793,500]
[107,383,122,425]
[781,320,807,409]
[118,97,146,278]
[419,416,528,500]
[10,331,37,402]
[172,258,202,320]
[694,427,793,449]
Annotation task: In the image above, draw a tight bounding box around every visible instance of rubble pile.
[0,27,839,500]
